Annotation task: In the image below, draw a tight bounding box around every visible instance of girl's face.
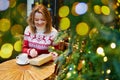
[34,12,47,30]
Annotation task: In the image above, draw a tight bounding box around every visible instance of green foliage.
[55,0,120,80]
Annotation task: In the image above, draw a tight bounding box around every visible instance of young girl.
[22,4,58,59]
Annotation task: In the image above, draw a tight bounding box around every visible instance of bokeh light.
[17,3,27,17]
[110,42,116,49]
[101,6,110,15]
[103,56,108,62]
[14,40,22,52]
[76,22,89,36]
[11,24,23,36]
[94,5,101,14]
[0,1,26,60]
[0,18,11,32]
[75,2,88,15]
[118,14,120,18]
[59,17,70,30]
[96,47,105,56]
[105,78,109,80]
[0,0,9,11]
[0,32,4,37]
[71,2,79,16]
[9,0,16,8]
[106,69,111,74]
[59,6,70,17]
[118,0,120,3]
[0,43,13,58]
[102,71,104,74]
[116,2,120,6]
[73,71,77,74]
[82,60,85,64]
[66,72,71,78]
[101,0,109,5]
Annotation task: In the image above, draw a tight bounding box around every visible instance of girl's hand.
[29,49,38,58]
[50,52,58,60]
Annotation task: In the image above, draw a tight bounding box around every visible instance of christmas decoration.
[53,0,120,80]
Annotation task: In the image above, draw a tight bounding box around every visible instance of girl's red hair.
[27,4,52,34]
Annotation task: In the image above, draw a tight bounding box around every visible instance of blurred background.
[0,0,27,62]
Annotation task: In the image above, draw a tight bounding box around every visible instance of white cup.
[16,53,29,65]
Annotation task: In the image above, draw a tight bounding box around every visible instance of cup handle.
[16,56,19,59]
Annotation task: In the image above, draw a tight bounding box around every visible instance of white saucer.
[16,59,29,65]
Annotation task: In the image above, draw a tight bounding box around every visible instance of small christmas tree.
[49,0,120,80]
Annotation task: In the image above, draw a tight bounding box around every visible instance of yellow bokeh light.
[9,0,16,8]
[67,72,71,78]
[102,71,104,74]
[101,6,110,15]
[106,69,111,74]
[14,40,22,52]
[59,6,70,17]
[71,2,79,16]
[103,56,108,62]
[11,24,23,36]
[118,0,120,3]
[0,43,13,58]
[0,18,11,32]
[59,17,70,30]
[118,15,120,18]
[17,3,27,17]
[116,2,120,6]
[73,71,77,74]
[96,47,105,56]
[115,11,118,14]
[101,0,109,5]
[94,5,101,14]
[110,43,116,49]
[76,22,89,36]
[82,60,85,64]
[0,32,3,37]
